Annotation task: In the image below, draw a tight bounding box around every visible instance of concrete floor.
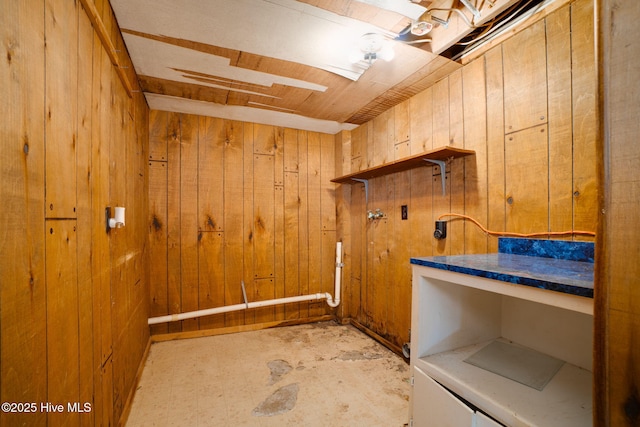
[126,321,410,426]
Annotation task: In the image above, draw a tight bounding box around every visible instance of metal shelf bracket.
[352,178,369,203]
[424,159,447,196]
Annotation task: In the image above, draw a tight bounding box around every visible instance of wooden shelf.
[331,146,475,184]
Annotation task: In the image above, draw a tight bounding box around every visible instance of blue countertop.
[410,238,594,298]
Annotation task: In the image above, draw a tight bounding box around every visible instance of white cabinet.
[413,366,503,427]
[409,265,593,427]
[476,412,503,427]
[413,366,474,427]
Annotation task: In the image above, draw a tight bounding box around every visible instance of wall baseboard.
[150,315,337,343]
[118,338,152,427]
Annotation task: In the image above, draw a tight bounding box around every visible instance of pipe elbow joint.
[325,293,340,308]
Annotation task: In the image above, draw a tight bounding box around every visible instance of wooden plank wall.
[0,1,149,426]
[148,115,337,335]
[338,0,597,350]
[595,1,640,426]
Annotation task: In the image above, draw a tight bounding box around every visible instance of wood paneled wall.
[148,113,337,335]
[595,1,640,425]
[337,0,597,350]
[1,0,149,425]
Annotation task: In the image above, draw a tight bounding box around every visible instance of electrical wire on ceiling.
[429,7,476,28]
[396,0,545,47]
[446,0,551,60]
[456,0,536,45]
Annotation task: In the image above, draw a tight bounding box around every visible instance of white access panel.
[476,412,503,427]
[412,366,473,427]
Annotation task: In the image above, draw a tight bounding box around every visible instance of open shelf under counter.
[415,339,592,427]
[409,238,595,427]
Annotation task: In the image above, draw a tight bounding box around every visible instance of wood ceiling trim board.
[171,67,321,113]
[121,28,242,64]
[122,28,332,92]
[233,51,333,89]
[123,32,330,94]
[140,76,317,118]
[180,75,280,99]
[228,86,314,112]
[145,93,357,135]
[138,76,231,105]
[172,68,276,93]
[112,0,381,81]
[247,102,299,114]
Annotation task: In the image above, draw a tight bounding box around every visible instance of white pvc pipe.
[325,241,342,308]
[148,241,344,325]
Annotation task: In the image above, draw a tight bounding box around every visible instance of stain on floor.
[126,321,410,426]
[267,359,293,385]
[252,383,300,417]
[333,346,385,361]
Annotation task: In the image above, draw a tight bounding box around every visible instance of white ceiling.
[111,0,529,133]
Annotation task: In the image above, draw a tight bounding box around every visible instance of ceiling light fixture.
[349,33,395,65]
[410,21,433,36]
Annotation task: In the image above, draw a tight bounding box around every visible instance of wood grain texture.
[394,100,410,145]
[147,114,337,333]
[448,70,465,255]
[462,57,488,254]
[3,1,148,425]
[198,117,224,232]
[149,110,168,161]
[546,4,574,234]
[77,0,133,96]
[340,1,597,351]
[409,87,433,154]
[284,170,301,319]
[502,19,548,134]
[283,130,301,319]
[148,160,168,335]
[331,146,475,184]
[297,130,311,318]
[223,120,245,327]
[199,231,225,329]
[167,112,182,334]
[334,131,351,320]
[595,1,640,425]
[46,220,80,426]
[77,7,95,425]
[90,5,112,423]
[0,5,47,424]
[485,45,506,253]
[571,0,598,236]
[180,114,200,331]
[45,0,78,219]
[253,153,275,280]
[307,132,323,317]
[505,125,550,233]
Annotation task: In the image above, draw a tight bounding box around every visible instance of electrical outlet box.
[434,220,447,239]
[401,205,408,220]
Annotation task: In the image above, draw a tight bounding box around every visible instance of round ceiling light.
[410,21,433,36]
